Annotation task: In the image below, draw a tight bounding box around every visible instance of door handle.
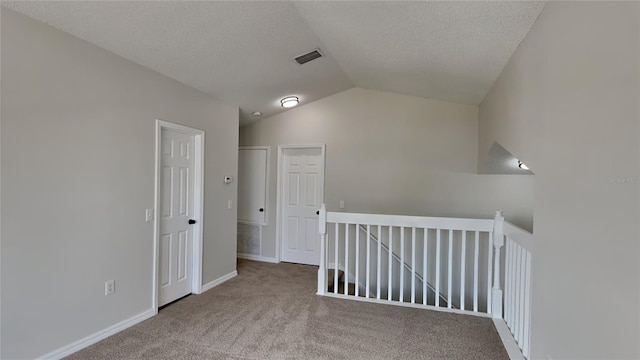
[259,208,264,212]
[188,219,196,225]
[316,211,319,215]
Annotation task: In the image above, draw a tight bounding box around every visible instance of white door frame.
[152,119,205,311]
[275,144,326,263]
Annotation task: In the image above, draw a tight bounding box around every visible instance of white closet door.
[238,147,268,224]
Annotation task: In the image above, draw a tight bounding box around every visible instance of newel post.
[491,211,505,318]
[317,204,328,295]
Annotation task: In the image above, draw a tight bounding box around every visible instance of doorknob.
[316,211,319,215]
[259,208,264,212]
[188,219,196,225]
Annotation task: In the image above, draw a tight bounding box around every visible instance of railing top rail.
[503,222,533,252]
[325,211,494,232]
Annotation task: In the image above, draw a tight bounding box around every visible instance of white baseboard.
[492,318,525,360]
[237,253,279,264]
[38,308,156,360]
[200,270,238,293]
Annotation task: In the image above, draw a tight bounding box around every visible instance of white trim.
[153,119,206,310]
[37,309,156,360]
[238,146,270,226]
[238,253,279,263]
[319,292,492,318]
[200,271,238,293]
[503,221,534,252]
[327,212,494,232]
[276,144,326,264]
[492,318,526,360]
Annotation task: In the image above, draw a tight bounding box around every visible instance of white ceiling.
[3,1,545,126]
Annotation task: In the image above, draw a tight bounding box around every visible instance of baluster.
[355,224,360,297]
[366,225,371,298]
[411,227,416,304]
[377,225,382,300]
[491,211,504,318]
[487,231,493,315]
[447,230,453,309]
[400,227,405,302]
[518,247,526,345]
[514,244,522,341]
[423,228,428,306]
[473,231,479,312]
[523,251,532,358]
[510,240,517,328]
[435,229,441,307]
[344,223,349,296]
[505,239,512,326]
[334,223,339,294]
[317,205,327,295]
[388,226,393,301]
[460,230,466,311]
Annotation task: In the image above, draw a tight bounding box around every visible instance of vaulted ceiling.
[4,1,545,126]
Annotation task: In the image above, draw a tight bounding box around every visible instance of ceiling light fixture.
[518,160,530,170]
[252,111,262,117]
[280,96,299,108]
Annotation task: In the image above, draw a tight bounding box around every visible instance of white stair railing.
[503,221,534,359]
[356,224,451,307]
[317,205,533,359]
[317,205,496,315]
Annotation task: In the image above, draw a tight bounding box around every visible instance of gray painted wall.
[241,87,534,261]
[480,2,639,358]
[1,9,238,359]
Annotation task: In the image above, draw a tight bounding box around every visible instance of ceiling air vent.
[294,49,323,65]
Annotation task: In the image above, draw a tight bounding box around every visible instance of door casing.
[153,119,205,311]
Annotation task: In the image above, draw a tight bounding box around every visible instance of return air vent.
[294,49,323,65]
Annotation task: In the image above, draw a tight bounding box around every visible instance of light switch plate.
[145,208,154,222]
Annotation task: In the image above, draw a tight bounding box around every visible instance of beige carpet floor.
[67,260,509,359]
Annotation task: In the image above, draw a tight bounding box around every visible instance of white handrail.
[504,222,533,252]
[326,212,494,232]
[317,204,534,360]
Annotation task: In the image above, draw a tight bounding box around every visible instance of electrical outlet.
[145,208,154,222]
[105,280,115,296]
[227,200,232,210]
[339,200,345,209]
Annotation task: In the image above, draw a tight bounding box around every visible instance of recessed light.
[280,96,299,108]
[252,111,262,117]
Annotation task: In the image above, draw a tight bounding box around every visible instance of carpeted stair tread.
[327,269,345,292]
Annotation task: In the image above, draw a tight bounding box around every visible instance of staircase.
[316,205,534,359]
[326,227,452,308]
[327,269,356,295]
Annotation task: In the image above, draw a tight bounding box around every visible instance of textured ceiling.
[3,1,545,126]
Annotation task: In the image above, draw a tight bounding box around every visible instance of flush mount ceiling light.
[280,96,299,108]
[518,160,530,170]
[252,111,262,117]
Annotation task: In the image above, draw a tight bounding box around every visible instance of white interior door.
[238,147,268,224]
[159,129,196,306]
[280,146,325,265]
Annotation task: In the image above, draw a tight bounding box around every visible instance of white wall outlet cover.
[105,280,115,296]
[339,200,345,209]
[224,176,233,184]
